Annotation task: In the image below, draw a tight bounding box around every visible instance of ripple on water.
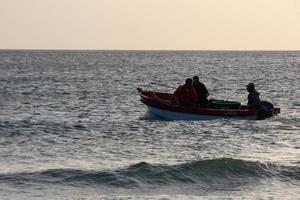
[0,50,299,199]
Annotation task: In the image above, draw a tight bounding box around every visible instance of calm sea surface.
[0,50,299,199]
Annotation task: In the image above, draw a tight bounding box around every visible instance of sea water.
[0,50,299,199]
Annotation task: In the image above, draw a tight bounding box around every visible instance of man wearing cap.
[247,83,261,109]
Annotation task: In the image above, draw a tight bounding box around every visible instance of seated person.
[246,83,261,109]
[173,78,198,106]
[192,76,209,107]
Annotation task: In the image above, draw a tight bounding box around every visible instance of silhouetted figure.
[192,76,209,107]
[246,83,261,109]
[173,78,198,106]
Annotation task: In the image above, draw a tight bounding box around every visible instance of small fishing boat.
[137,88,280,120]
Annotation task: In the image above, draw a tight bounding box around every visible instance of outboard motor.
[257,101,274,120]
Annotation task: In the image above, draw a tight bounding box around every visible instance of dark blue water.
[0,50,299,199]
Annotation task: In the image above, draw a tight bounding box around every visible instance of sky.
[0,0,299,50]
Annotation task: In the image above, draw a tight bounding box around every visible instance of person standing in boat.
[173,78,198,106]
[246,82,261,109]
[192,76,209,107]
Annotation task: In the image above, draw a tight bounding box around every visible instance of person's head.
[247,83,255,92]
[193,76,199,83]
[185,78,193,86]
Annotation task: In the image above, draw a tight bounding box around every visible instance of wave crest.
[0,158,299,187]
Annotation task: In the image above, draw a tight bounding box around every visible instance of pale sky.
[0,0,299,50]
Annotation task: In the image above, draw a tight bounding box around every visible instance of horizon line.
[0,49,300,52]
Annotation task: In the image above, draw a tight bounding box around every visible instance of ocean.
[0,50,299,199]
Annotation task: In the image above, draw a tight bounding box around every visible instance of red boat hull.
[137,89,280,120]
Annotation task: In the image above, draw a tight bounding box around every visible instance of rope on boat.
[149,82,176,89]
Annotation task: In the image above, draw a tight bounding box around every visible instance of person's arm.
[252,95,261,108]
[247,94,251,106]
[200,83,209,97]
[172,86,182,103]
[247,92,260,108]
[204,85,209,97]
[174,86,182,97]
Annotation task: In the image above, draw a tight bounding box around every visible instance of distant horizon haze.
[0,0,299,50]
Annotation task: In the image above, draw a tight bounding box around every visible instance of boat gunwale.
[138,89,280,117]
